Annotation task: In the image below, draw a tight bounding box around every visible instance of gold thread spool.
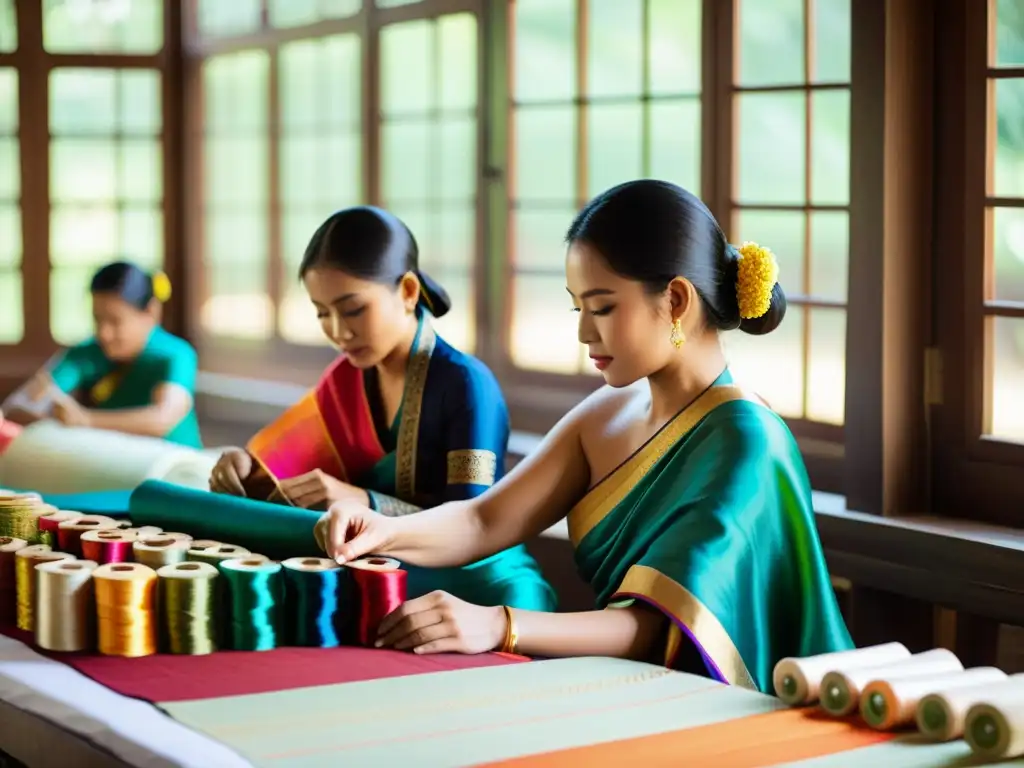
[0,492,46,540]
[14,545,76,631]
[35,559,98,652]
[157,561,220,655]
[0,536,28,625]
[133,536,190,569]
[93,562,158,657]
[188,544,249,565]
[57,515,119,557]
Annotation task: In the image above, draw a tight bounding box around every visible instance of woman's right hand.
[315,500,397,564]
[209,448,252,496]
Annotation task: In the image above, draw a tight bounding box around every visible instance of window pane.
[50,266,97,346]
[43,0,162,54]
[515,107,576,201]
[380,20,433,116]
[438,14,477,112]
[121,206,164,269]
[724,307,805,418]
[205,137,267,207]
[321,132,363,204]
[510,274,580,374]
[381,120,431,204]
[119,70,163,134]
[203,51,269,133]
[281,209,328,275]
[587,0,643,98]
[0,68,16,132]
[807,308,846,424]
[51,139,118,202]
[120,139,163,202]
[50,69,117,134]
[514,0,576,102]
[50,206,118,267]
[809,211,848,301]
[0,136,18,199]
[280,36,361,131]
[279,284,324,345]
[993,207,1024,304]
[992,79,1024,198]
[513,207,574,271]
[812,0,851,82]
[0,268,22,343]
[197,0,261,38]
[995,0,1024,67]
[990,315,1024,441]
[269,0,360,26]
[811,90,850,205]
[732,210,805,297]
[736,92,806,205]
[648,0,701,95]
[427,208,475,275]
[648,99,701,193]
[438,118,477,204]
[200,263,274,340]
[737,0,804,87]
[429,270,474,353]
[0,0,16,53]
[377,0,421,6]
[0,204,20,268]
[587,103,642,197]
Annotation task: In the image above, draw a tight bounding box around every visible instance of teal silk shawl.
[570,370,853,693]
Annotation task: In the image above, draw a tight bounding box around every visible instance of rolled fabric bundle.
[964,678,1024,760]
[819,649,963,717]
[917,673,1024,742]
[773,642,910,706]
[859,666,1007,731]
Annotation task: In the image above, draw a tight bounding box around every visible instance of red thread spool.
[0,536,28,625]
[346,557,407,647]
[57,515,118,557]
[81,529,136,564]
[38,511,83,539]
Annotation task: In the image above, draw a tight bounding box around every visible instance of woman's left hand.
[374,590,508,655]
[278,469,368,510]
[52,397,92,428]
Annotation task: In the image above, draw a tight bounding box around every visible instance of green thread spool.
[219,558,283,652]
[281,557,344,648]
[157,561,219,655]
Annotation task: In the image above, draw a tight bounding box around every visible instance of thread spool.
[188,543,250,565]
[917,672,1024,742]
[282,557,343,648]
[773,643,911,706]
[81,529,136,564]
[34,559,98,652]
[819,649,963,717]
[120,525,162,538]
[0,492,45,540]
[36,511,83,547]
[859,666,1007,731]
[57,515,118,557]
[133,536,190,569]
[158,561,220,655]
[346,556,407,647]
[93,562,158,657]
[14,545,76,631]
[0,536,28,624]
[964,679,1024,760]
[220,558,283,651]
[153,531,192,543]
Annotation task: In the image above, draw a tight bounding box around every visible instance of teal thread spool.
[219,558,283,651]
[281,557,344,648]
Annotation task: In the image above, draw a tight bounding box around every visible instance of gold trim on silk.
[617,564,756,690]
[395,320,436,501]
[372,492,422,517]
[567,385,761,547]
[446,449,498,487]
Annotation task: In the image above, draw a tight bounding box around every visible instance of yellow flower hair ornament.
[151,270,172,303]
[735,241,779,320]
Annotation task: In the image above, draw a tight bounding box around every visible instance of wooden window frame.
[0,0,184,394]
[932,0,1024,527]
[182,0,484,387]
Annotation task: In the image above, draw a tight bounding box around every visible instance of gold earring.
[670,319,686,349]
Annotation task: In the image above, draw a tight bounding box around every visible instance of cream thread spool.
[859,666,1007,731]
[34,559,98,652]
[964,679,1024,760]
[773,642,910,706]
[918,673,1024,742]
[188,544,250,565]
[133,536,190,569]
[819,648,963,717]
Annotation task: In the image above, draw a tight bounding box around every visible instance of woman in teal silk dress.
[209,205,555,613]
[4,261,201,448]
[316,181,852,693]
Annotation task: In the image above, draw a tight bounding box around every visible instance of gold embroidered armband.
[446,449,498,487]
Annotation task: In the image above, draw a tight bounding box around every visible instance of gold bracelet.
[500,605,518,654]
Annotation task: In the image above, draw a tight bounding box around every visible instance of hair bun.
[151,271,172,303]
[414,269,451,319]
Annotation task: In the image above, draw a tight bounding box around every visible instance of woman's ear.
[398,271,421,313]
[665,276,697,323]
[146,298,163,323]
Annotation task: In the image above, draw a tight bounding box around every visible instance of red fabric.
[0,417,20,457]
[0,625,525,703]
